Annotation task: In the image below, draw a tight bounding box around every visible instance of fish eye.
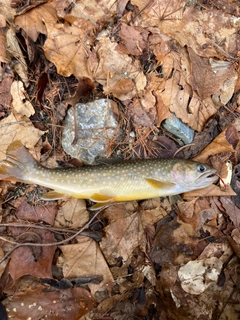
[197,164,206,172]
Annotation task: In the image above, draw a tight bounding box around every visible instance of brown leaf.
[16,201,57,224]
[227,229,240,259]
[127,99,154,127]
[0,112,45,161]
[188,48,236,100]
[14,2,58,41]
[5,286,94,319]
[0,32,7,63]
[0,0,15,27]
[150,218,180,266]
[183,184,236,198]
[101,210,146,264]
[104,78,135,97]
[54,198,89,229]
[43,22,97,79]
[66,77,95,107]
[6,27,29,86]
[153,90,172,126]
[56,0,117,25]
[0,77,13,114]
[95,35,146,100]
[116,23,146,56]
[155,49,217,131]
[193,124,238,162]
[11,81,35,117]
[117,0,129,16]
[218,197,240,227]
[9,228,56,283]
[59,236,114,294]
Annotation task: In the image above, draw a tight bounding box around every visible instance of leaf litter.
[0,0,239,319]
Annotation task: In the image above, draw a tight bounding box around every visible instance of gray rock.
[62,99,119,164]
[162,115,194,145]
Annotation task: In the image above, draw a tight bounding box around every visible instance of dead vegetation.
[0,0,239,319]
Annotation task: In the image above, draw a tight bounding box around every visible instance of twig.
[0,208,104,264]
[173,143,195,157]
[211,41,240,61]
[0,222,101,242]
[128,0,154,24]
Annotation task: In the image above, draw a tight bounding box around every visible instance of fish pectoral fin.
[90,193,115,203]
[145,178,175,189]
[169,194,182,205]
[41,191,67,200]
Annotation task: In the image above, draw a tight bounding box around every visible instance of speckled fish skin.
[0,141,218,206]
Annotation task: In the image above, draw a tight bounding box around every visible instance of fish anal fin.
[90,193,115,203]
[145,178,175,189]
[41,191,67,200]
[90,203,110,211]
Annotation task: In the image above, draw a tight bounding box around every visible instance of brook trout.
[0,141,217,209]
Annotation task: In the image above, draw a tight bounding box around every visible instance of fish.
[0,141,218,209]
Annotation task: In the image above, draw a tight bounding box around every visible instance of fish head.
[171,161,218,192]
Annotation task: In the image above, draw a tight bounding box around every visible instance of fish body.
[0,141,218,208]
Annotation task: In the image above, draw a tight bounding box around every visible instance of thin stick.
[0,208,103,264]
[211,41,240,61]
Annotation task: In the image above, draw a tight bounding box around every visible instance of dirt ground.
[0,0,240,319]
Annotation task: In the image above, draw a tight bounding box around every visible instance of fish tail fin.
[0,141,37,182]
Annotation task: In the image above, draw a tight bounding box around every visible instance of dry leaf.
[95,35,146,100]
[5,286,94,319]
[56,0,117,25]
[6,27,29,86]
[139,0,239,60]
[0,0,16,25]
[183,184,236,198]
[193,124,238,162]
[218,197,240,227]
[43,22,97,79]
[54,198,89,229]
[11,81,35,117]
[188,48,237,101]
[0,112,45,161]
[100,211,146,264]
[0,77,13,111]
[59,236,114,294]
[16,201,57,224]
[178,257,223,295]
[14,2,58,41]
[0,32,7,63]
[9,228,56,283]
[116,23,146,56]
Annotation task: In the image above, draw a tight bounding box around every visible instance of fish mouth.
[197,169,218,183]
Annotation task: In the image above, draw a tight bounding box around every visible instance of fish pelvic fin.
[0,141,38,182]
[90,193,115,203]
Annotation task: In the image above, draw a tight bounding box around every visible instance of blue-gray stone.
[62,99,119,164]
[162,116,194,145]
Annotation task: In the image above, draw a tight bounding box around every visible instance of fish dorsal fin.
[90,193,115,203]
[145,178,175,189]
[41,191,67,200]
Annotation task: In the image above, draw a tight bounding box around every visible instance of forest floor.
[0,0,240,319]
